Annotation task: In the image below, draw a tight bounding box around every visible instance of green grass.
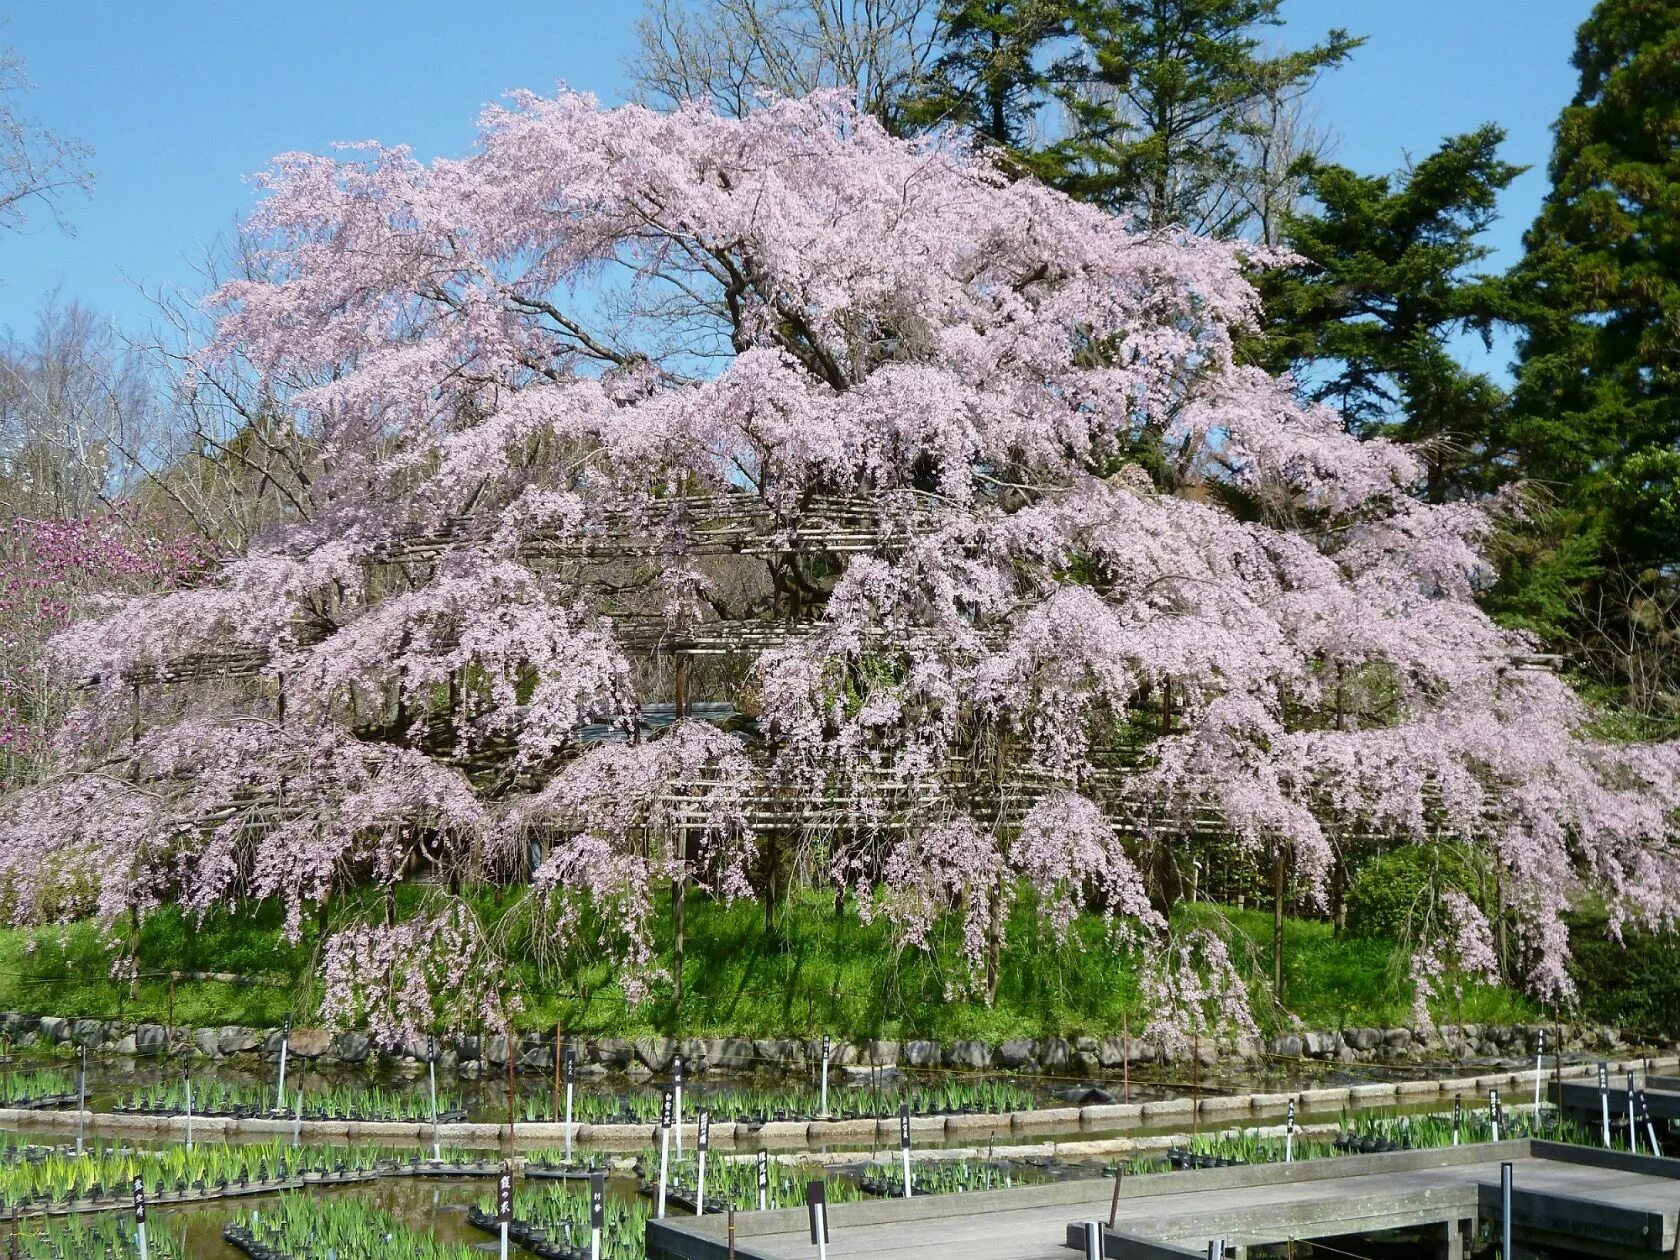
[0,885,1544,1041]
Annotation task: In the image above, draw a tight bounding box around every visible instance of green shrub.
[1343,844,1485,942]
[1565,908,1680,1039]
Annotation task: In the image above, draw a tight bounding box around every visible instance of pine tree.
[905,0,1064,156]
[1248,126,1524,502]
[1502,0,1680,660]
[1042,0,1360,234]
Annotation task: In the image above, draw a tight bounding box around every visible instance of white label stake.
[697,1109,711,1217]
[819,1035,831,1117]
[1599,1061,1611,1148]
[674,1055,685,1159]
[657,1087,673,1219]
[899,1104,913,1197]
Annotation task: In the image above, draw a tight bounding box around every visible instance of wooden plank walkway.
[647,1141,1680,1260]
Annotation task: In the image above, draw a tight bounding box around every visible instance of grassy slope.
[0,888,1535,1040]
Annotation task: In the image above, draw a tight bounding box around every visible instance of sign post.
[1533,1029,1545,1113]
[1636,1090,1660,1156]
[589,1171,605,1260]
[1285,1099,1295,1163]
[496,1169,513,1260]
[1452,1096,1461,1146]
[805,1182,829,1260]
[76,1045,86,1155]
[276,1014,292,1113]
[899,1104,913,1197]
[292,1090,303,1147]
[564,1046,577,1163]
[428,1037,441,1162]
[183,1063,195,1153]
[1489,1089,1501,1143]
[132,1175,148,1260]
[674,1055,686,1159]
[1599,1061,1611,1148]
[757,1150,769,1212]
[657,1087,674,1219]
[697,1109,711,1217]
[819,1035,831,1117]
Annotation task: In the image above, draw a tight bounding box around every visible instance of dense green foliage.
[1342,846,1487,943]
[1249,126,1524,501]
[1502,0,1680,658]
[0,890,1532,1039]
[1565,907,1680,1038]
[1039,0,1359,232]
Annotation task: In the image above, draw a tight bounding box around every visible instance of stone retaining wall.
[0,1011,1666,1080]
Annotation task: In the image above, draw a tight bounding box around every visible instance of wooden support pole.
[1272,844,1287,1002]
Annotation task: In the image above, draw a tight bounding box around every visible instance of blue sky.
[2,0,1589,376]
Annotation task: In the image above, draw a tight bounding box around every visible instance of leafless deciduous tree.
[0,45,93,236]
[0,297,158,521]
[628,0,942,132]
[1231,68,1335,247]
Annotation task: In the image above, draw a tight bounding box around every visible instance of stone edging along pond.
[2,1054,1674,1150]
[0,1012,1668,1077]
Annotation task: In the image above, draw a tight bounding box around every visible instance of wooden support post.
[505,1019,517,1145]
[1192,1034,1200,1139]
[1122,1012,1130,1103]
[1272,844,1286,1001]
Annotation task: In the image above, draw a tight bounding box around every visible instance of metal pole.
[813,1203,827,1260]
[727,1208,736,1260]
[1533,1030,1544,1113]
[1085,1220,1102,1260]
[292,1090,302,1147]
[1208,1239,1223,1260]
[429,1047,441,1162]
[184,1069,194,1152]
[276,1017,290,1113]
[1500,1161,1513,1260]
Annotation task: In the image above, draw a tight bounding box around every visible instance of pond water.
[0,1045,1661,1258]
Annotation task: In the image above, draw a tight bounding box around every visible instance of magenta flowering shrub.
[1,511,210,791]
[0,91,1676,1044]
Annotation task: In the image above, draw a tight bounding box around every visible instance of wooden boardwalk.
[647,1141,1680,1260]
